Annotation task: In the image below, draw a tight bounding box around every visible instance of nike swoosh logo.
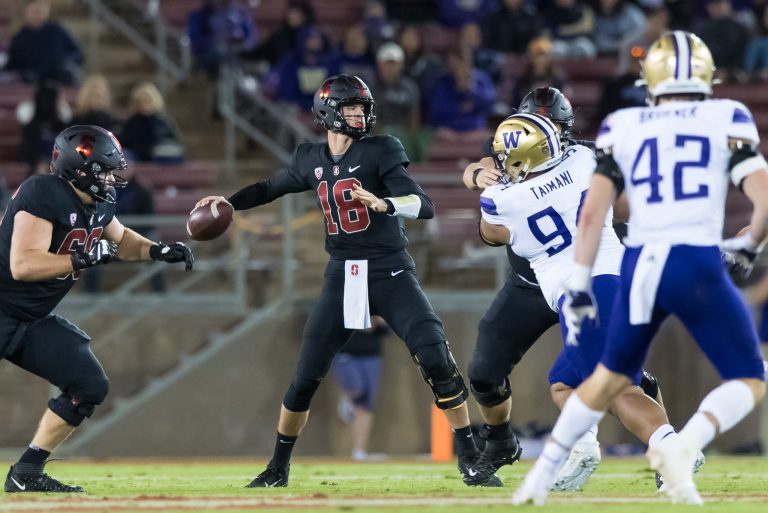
[349,165,361,173]
[391,270,404,276]
[98,214,106,222]
[468,469,478,477]
[279,440,293,444]
[10,477,25,490]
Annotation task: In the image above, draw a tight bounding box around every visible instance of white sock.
[681,380,756,449]
[574,424,599,447]
[647,423,676,448]
[551,394,606,449]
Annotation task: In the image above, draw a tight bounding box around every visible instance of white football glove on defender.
[562,288,597,346]
[561,264,597,346]
[720,232,760,278]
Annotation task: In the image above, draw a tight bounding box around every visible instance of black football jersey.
[229,135,432,260]
[0,175,116,321]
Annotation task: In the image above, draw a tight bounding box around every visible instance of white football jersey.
[481,145,624,310]
[596,99,760,247]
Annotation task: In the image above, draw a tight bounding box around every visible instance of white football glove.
[562,287,597,346]
[720,233,760,279]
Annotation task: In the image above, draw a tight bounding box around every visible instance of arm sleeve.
[228,150,310,210]
[379,136,434,219]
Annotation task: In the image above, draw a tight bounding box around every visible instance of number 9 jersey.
[596,99,759,247]
[480,144,624,310]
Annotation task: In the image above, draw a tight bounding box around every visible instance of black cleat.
[459,453,503,487]
[4,465,83,493]
[480,434,523,471]
[246,464,289,488]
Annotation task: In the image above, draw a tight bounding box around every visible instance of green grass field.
[0,457,766,512]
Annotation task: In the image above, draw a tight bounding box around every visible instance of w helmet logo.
[503,131,523,149]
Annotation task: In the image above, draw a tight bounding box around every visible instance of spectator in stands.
[694,0,750,83]
[593,0,646,55]
[5,0,83,87]
[426,48,496,134]
[339,25,377,87]
[510,36,568,111]
[439,0,498,28]
[597,46,647,121]
[245,0,320,67]
[187,0,258,79]
[332,316,389,461]
[17,80,70,175]
[458,22,502,85]
[617,5,668,74]
[71,75,117,133]
[744,3,768,81]
[545,0,597,58]
[265,27,340,110]
[372,42,425,161]
[396,24,443,99]
[120,82,185,164]
[364,0,396,50]
[481,0,542,55]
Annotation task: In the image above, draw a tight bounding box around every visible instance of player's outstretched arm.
[9,211,90,281]
[462,157,501,191]
[104,217,194,271]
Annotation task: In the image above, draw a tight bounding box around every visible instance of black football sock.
[270,432,298,469]
[486,421,513,442]
[452,425,478,457]
[15,445,51,475]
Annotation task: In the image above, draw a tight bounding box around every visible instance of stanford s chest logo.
[333,165,340,176]
[314,167,323,180]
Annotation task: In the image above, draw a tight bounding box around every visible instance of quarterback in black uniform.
[460,87,669,489]
[196,74,500,488]
[0,125,193,493]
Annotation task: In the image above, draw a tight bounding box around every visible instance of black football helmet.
[312,74,376,139]
[518,87,575,142]
[51,125,128,203]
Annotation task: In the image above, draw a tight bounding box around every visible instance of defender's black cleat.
[246,464,289,488]
[4,465,83,493]
[458,453,503,487]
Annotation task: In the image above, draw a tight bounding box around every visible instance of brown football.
[186,201,234,241]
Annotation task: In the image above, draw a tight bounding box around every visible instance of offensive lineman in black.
[0,125,194,493]
[196,74,501,488]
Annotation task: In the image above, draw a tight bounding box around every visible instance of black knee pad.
[283,375,322,412]
[412,342,468,410]
[469,378,512,408]
[640,369,659,400]
[48,375,110,427]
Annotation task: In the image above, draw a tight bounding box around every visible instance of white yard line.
[1,494,766,511]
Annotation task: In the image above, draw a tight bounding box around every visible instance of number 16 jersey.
[596,99,759,247]
[480,145,624,310]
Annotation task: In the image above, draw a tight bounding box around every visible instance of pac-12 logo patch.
[70,213,78,226]
[333,165,340,176]
[314,167,323,179]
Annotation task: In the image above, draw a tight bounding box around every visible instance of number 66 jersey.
[480,144,624,310]
[596,99,759,247]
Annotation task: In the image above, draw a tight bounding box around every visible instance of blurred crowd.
[2,0,768,173]
[180,0,768,160]
[0,0,185,178]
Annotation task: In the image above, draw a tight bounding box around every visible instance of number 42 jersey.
[597,99,759,247]
[480,145,624,310]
